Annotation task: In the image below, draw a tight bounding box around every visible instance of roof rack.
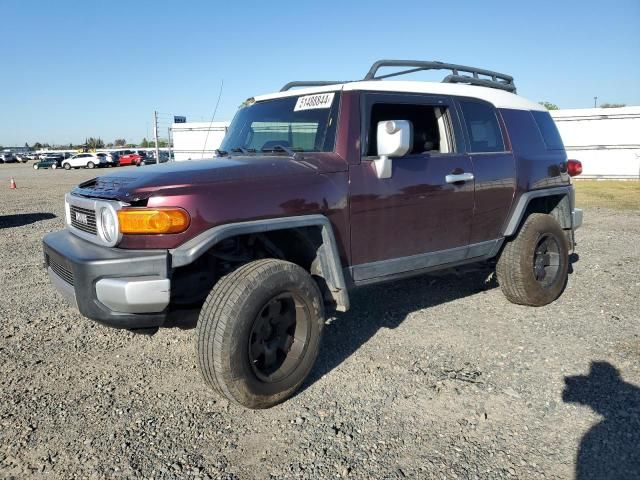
[280,59,516,93]
[280,80,347,92]
[364,60,516,93]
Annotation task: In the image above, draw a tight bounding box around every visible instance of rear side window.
[460,101,505,153]
[531,111,564,150]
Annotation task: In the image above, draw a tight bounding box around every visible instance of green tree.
[600,103,626,108]
[539,101,559,110]
[139,138,149,148]
[114,138,127,147]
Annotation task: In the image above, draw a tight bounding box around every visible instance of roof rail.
[364,60,516,93]
[280,80,347,92]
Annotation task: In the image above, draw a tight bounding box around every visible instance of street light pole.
[593,96,598,108]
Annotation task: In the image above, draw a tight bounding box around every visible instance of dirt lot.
[1,164,638,479]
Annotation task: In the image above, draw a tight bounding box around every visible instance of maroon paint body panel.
[349,153,474,265]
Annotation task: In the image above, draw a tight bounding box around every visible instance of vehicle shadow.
[0,213,56,229]
[563,361,640,480]
[300,265,497,394]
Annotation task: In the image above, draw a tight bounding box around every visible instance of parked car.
[15,154,29,163]
[0,152,18,163]
[43,59,583,409]
[61,153,105,169]
[96,152,120,167]
[118,150,147,166]
[142,151,170,165]
[25,153,40,161]
[33,154,64,170]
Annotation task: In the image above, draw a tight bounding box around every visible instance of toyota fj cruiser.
[43,60,583,408]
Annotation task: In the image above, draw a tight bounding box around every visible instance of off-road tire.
[196,259,324,409]
[496,213,569,306]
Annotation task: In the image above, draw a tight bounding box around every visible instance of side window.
[460,101,505,153]
[531,111,564,150]
[367,103,453,156]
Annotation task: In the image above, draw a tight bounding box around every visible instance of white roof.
[253,80,546,112]
[549,106,640,120]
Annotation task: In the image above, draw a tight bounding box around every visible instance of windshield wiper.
[215,149,228,157]
[261,145,304,158]
[230,147,256,155]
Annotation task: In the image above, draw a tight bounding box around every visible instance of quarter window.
[460,101,505,153]
[531,111,564,150]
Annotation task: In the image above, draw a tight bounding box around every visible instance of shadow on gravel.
[563,361,640,480]
[300,266,497,394]
[0,212,56,229]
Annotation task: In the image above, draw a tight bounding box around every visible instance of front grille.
[47,255,74,286]
[70,205,97,235]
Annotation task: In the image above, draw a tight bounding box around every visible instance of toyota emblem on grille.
[74,211,89,225]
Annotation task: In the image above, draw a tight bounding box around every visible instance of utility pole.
[593,96,598,108]
[153,110,160,164]
[167,127,172,161]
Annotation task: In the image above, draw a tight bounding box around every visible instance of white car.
[96,152,118,167]
[61,153,105,170]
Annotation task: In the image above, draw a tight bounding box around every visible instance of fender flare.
[502,186,574,237]
[170,214,349,311]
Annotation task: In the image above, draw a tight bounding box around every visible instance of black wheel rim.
[248,292,310,383]
[533,233,561,288]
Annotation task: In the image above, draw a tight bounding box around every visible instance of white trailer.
[550,107,640,179]
[171,121,230,161]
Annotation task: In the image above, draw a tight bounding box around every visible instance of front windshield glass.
[220,92,340,153]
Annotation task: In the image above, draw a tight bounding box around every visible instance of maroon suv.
[43,60,583,408]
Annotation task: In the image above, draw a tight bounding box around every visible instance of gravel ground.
[1,163,638,480]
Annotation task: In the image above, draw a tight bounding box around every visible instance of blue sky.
[1,0,638,146]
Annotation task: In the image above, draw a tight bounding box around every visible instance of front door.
[349,93,475,282]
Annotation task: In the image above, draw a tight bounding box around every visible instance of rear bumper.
[43,230,170,329]
[572,208,583,230]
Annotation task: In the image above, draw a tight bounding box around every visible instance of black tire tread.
[496,213,568,306]
[196,259,322,408]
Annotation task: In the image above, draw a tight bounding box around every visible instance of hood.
[72,155,337,202]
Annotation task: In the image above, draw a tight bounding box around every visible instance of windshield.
[220,92,340,153]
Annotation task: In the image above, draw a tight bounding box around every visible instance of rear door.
[456,99,516,243]
[348,92,475,282]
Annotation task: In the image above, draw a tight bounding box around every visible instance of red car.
[118,150,147,166]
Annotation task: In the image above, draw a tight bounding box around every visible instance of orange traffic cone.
[9,177,17,189]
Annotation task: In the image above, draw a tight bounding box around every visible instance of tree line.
[21,137,170,151]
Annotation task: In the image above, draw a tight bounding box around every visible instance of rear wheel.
[51,163,57,170]
[196,259,324,409]
[496,213,569,306]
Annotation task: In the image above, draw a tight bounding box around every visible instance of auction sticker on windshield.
[294,93,335,112]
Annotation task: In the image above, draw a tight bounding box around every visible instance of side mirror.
[374,120,412,179]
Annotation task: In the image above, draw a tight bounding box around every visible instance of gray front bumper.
[43,230,171,329]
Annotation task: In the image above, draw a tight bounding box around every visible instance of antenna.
[202,79,224,159]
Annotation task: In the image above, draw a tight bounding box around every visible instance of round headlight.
[100,207,117,243]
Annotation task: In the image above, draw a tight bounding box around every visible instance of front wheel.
[196,259,324,409]
[86,161,95,169]
[33,164,39,170]
[496,213,569,306]
[51,163,57,170]
[63,163,71,170]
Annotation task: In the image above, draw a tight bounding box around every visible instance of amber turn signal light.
[118,208,190,234]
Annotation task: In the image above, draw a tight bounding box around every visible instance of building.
[171,121,230,161]
[550,106,640,179]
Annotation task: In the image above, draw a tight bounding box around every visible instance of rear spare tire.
[496,213,569,306]
[196,259,324,409]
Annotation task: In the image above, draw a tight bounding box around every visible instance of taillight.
[567,159,582,177]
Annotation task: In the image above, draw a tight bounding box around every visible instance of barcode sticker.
[294,92,335,112]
